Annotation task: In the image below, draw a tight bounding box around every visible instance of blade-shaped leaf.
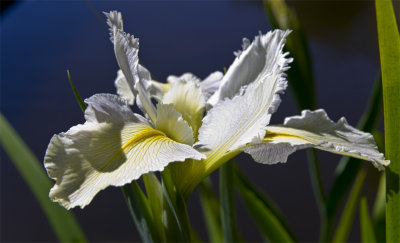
[234,167,296,242]
[0,114,86,243]
[199,178,223,243]
[360,197,377,243]
[67,70,87,112]
[372,173,386,243]
[219,161,239,243]
[325,74,383,241]
[142,173,166,242]
[332,170,366,243]
[376,0,400,241]
[121,183,160,242]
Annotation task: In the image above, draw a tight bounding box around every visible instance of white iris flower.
[44,11,389,209]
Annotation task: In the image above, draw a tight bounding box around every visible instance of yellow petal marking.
[99,126,166,172]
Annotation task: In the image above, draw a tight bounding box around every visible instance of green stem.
[219,161,239,242]
[307,149,328,241]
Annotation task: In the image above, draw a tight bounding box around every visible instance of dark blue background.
[1,1,387,242]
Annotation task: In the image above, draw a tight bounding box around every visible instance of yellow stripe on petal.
[243,110,390,170]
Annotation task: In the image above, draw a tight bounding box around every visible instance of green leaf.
[234,167,296,242]
[219,161,239,243]
[122,183,160,242]
[325,75,383,241]
[142,173,166,242]
[263,0,315,110]
[0,114,86,243]
[332,170,366,243]
[360,197,377,243]
[67,70,87,112]
[372,174,386,242]
[161,168,191,242]
[199,178,223,243]
[375,0,400,241]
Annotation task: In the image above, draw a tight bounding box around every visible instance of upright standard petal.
[114,69,168,105]
[155,103,195,145]
[44,94,205,209]
[244,109,390,170]
[167,72,223,103]
[105,11,157,122]
[207,30,292,107]
[200,71,223,102]
[115,70,135,105]
[163,75,205,138]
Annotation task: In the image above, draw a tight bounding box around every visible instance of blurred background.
[1,0,392,242]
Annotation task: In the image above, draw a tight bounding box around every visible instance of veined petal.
[115,70,135,105]
[105,11,157,122]
[201,71,223,102]
[163,74,205,138]
[155,103,194,145]
[194,69,288,176]
[114,69,168,105]
[167,72,223,103]
[244,109,390,170]
[207,30,292,107]
[44,94,204,209]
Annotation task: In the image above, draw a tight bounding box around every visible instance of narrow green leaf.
[360,197,377,243]
[122,183,160,242]
[199,178,223,243]
[67,70,87,112]
[332,170,366,243]
[234,167,296,242]
[0,114,86,243]
[161,169,190,242]
[263,0,315,110]
[142,173,166,242]
[376,0,400,241]
[325,75,383,241]
[372,174,386,242]
[219,161,239,243]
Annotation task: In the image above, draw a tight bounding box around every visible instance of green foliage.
[122,183,160,242]
[0,114,86,243]
[375,0,400,241]
[332,170,366,243]
[235,167,296,242]
[199,178,223,243]
[219,161,240,242]
[360,197,377,243]
[325,75,383,241]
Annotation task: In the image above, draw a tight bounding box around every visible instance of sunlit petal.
[163,75,205,138]
[207,30,292,107]
[195,31,291,157]
[105,11,157,122]
[155,103,195,145]
[115,70,135,105]
[244,109,390,170]
[201,71,223,102]
[44,94,205,209]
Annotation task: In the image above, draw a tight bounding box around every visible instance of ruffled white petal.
[207,30,292,107]
[155,103,195,145]
[105,11,157,122]
[163,75,205,138]
[195,31,291,155]
[244,109,390,170]
[201,71,223,102]
[44,94,205,209]
[115,70,135,105]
